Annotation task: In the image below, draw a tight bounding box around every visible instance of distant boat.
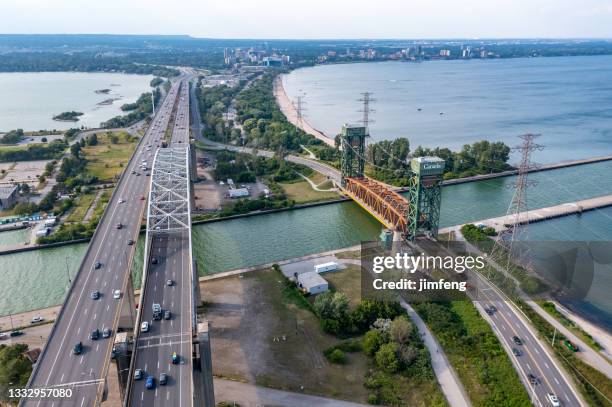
[417,108,422,112]
[439,111,444,115]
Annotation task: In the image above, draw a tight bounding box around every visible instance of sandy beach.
[273,75,335,147]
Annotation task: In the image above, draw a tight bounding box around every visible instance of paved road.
[415,239,585,407]
[129,231,193,407]
[22,79,184,407]
[128,77,194,407]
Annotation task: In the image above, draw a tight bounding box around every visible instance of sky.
[2,0,612,39]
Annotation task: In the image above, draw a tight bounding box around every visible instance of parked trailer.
[314,262,339,274]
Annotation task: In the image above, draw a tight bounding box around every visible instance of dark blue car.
[145,376,155,389]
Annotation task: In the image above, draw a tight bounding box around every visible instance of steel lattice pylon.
[147,146,191,233]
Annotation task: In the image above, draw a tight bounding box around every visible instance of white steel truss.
[147,147,191,233]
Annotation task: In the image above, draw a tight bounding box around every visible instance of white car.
[118,199,125,204]
[546,393,560,407]
[141,321,149,332]
[113,290,121,299]
[31,316,44,324]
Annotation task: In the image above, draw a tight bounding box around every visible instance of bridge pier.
[193,321,216,407]
[111,331,134,402]
[117,273,137,333]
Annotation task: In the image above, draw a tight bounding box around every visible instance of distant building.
[0,185,18,210]
[23,348,41,364]
[228,188,249,199]
[297,271,329,295]
[439,49,451,57]
[263,57,283,67]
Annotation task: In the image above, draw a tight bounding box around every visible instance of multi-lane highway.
[417,239,583,407]
[128,230,193,406]
[127,77,194,406]
[22,79,184,407]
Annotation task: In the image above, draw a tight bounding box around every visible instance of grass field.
[280,174,339,204]
[0,145,27,153]
[82,131,137,182]
[65,192,97,222]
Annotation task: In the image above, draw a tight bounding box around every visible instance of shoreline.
[272,75,335,146]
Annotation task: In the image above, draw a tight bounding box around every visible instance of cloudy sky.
[2,0,612,39]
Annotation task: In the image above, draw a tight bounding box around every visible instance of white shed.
[297,271,328,295]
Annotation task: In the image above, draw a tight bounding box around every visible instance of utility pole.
[358,92,376,135]
[152,90,156,115]
[490,134,544,278]
[64,256,72,285]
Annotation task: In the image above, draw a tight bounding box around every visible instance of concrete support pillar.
[112,332,133,403]
[117,273,137,333]
[193,321,215,407]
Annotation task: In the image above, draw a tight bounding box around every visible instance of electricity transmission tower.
[358,92,376,134]
[490,133,544,275]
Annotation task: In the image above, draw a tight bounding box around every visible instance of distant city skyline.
[2,0,612,39]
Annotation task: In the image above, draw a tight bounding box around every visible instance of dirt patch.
[201,269,371,402]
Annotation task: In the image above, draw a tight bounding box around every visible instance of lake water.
[283,56,612,163]
[0,72,154,132]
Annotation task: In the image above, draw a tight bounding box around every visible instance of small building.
[0,185,18,210]
[297,271,329,295]
[229,188,249,199]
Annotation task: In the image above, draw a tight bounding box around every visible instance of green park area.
[82,131,138,182]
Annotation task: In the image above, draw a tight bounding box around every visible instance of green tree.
[390,315,413,345]
[363,329,387,356]
[375,342,400,373]
[0,344,33,403]
[87,133,98,146]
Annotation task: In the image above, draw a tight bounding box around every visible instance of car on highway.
[171,352,179,364]
[131,171,136,175]
[116,223,123,230]
[91,291,100,300]
[512,348,522,356]
[102,328,112,338]
[163,310,171,320]
[166,279,174,286]
[145,376,155,389]
[31,316,44,324]
[0,333,7,341]
[141,321,149,332]
[119,198,125,203]
[512,336,523,345]
[547,393,560,407]
[127,239,134,245]
[10,330,23,337]
[134,369,143,380]
[139,195,145,200]
[528,373,539,385]
[90,329,100,340]
[151,257,158,264]
[73,342,83,355]
[159,373,168,385]
[95,261,102,269]
[113,289,121,299]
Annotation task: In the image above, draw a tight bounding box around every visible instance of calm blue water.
[284,56,612,163]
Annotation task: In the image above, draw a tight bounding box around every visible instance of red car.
[140,196,145,201]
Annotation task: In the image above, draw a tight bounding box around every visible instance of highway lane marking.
[96,344,99,352]
[60,374,64,382]
[476,280,560,400]
[77,327,81,335]
[79,356,84,364]
[526,363,531,370]
[554,377,560,385]
[544,362,550,369]
[80,397,85,407]
[93,313,97,321]
[534,348,540,354]
[107,304,110,311]
[141,392,144,401]
[37,119,166,394]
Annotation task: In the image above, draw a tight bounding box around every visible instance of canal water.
[3,159,612,318]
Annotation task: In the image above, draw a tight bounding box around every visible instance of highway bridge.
[22,79,185,406]
[124,77,201,407]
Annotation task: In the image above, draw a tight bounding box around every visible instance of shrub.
[363,329,386,356]
[390,315,413,345]
[375,342,400,373]
[326,349,346,364]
